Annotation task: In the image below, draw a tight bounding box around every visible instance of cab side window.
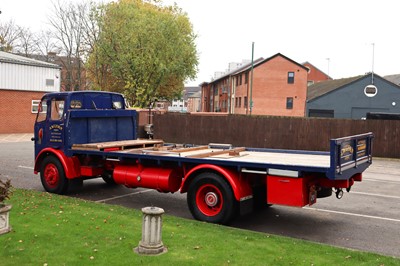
[50,99,65,121]
[36,100,48,123]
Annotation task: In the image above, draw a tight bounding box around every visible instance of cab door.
[46,98,66,149]
[33,96,66,158]
[33,97,48,158]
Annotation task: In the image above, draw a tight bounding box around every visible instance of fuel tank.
[113,165,182,193]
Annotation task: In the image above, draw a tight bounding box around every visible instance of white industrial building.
[0,51,61,133]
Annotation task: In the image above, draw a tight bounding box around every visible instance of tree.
[48,0,90,91]
[13,26,38,56]
[0,20,21,52]
[88,0,198,107]
[80,2,108,90]
[34,30,61,61]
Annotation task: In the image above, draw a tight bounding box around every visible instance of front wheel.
[40,156,69,194]
[187,172,238,224]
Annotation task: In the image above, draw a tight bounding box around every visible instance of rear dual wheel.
[187,172,238,224]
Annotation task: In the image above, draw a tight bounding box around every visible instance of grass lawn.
[0,189,399,265]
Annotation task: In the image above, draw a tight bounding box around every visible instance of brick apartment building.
[303,61,331,86]
[0,51,61,134]
[201,53,309,117]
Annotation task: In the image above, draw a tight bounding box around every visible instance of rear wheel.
[187,172,237,224]
[317,187,333,198]
[102,171,117,185]
[40,156,69,194]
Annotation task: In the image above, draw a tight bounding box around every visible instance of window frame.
[286,97,293,109]
[364,85,378,97]
[31,100,47,114]
[50,99,65,121]
[288,72,295,84]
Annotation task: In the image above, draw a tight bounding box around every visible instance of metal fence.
[152,113,400,159]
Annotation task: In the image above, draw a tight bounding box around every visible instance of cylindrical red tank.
[113,165,182,193]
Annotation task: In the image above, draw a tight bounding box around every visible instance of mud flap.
[240,197,253,215]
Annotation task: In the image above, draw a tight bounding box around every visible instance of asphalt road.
[1,141,399,258]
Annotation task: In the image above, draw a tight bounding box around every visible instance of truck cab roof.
[41,91,127,110]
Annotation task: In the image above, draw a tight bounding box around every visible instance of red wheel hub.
[196,184,223,217]
[44,163,60,188]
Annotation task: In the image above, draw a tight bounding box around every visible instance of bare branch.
[0,19,22,52]
[13,27,39,56]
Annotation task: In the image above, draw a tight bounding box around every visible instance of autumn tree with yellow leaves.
[87,0,198,107]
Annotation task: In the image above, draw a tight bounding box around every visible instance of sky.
[1,0,400,86]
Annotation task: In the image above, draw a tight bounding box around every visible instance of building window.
[288,72,295,84]
[308,109,334,118]
[214,87,218,96]
[32,100,47,114]
[245,72,249,84]
[364,85,378,97]
[286,97,293,109]
[35,100,48,122]
[46,79,55,87]
[239,74,242,85]
[239,97,242,108]
[244,96,248,108]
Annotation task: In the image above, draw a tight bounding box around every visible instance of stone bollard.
[134,207,167,255]
[0,204,12,235]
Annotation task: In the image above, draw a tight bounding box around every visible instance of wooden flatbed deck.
[71,139,330,169]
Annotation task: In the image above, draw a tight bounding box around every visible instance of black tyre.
[317,187,333,198]
[40,156,69,194]
[187,172,238,224]
[102,171,117,185]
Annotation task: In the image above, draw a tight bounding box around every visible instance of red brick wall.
[234,56,308,116]
[303,62,330,83]
[0,90,46,133]
[234,76,249,115]
[251,56,308,116]
[201,84,211,112]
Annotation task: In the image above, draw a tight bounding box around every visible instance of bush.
[0,179,12,205]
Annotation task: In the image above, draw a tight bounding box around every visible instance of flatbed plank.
[72,139,164,151]
[169,145,209,153]
[186,147,246,158]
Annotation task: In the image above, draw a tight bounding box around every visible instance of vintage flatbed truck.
[32,91,374,224]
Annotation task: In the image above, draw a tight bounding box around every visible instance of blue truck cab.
[33,91,135,159]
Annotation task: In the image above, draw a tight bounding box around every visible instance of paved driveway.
[0,133,32,143]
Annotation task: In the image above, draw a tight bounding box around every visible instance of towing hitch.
[335,188,344,199]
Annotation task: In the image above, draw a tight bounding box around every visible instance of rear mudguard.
[180,164,252,201]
